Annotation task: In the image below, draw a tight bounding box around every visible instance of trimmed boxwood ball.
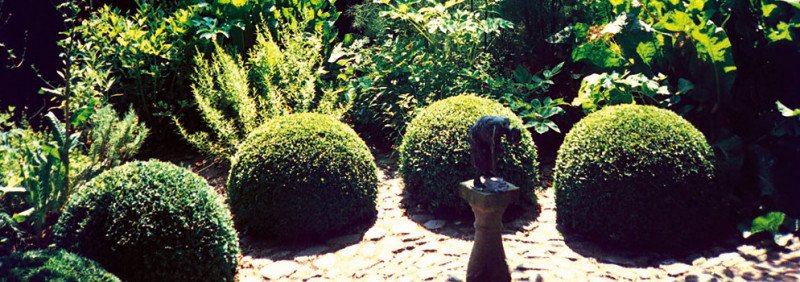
[227,113,378,239]
[54,161,240,281]
[555,104,728,248]
[0,249,120,282]
[399,94,539,214]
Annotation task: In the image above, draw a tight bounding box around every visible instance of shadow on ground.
[238,213,378,262]
[385,149,543,238]
[399,189,542,239]
[560,227,739,266]
[162,150,381,263]
[558,217,800,280]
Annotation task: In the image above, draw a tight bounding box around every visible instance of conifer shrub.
[555,104,729,248]
[398,95,539,214]
[227,113,378,239]
[54,161,240,281]
[175,22,349,159]
[0,249,120,282]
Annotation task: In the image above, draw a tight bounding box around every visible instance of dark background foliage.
[0,0,63,124]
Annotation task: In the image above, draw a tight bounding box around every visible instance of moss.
[227,113,378,239]
[398,94,539,214]
[54,161,240,281]
[554,104,729,248]
[0,249,120,282]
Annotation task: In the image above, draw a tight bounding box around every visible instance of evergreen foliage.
[0,249,120,282]
[399,95,539,214]
[54,161,240,281]
[554,104,730,248]
[227,113,378,239]
[176,23,348,159]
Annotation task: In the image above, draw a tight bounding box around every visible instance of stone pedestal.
[459,179,519,282]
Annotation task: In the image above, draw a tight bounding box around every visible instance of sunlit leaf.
[572,41,625,68]
[636,41,658,66]
[776,101,800,117]
[0,187,26,194]
[750,211,785,235]
[658,11,694,32]
[12,208,34,224]
[767,22,794,42]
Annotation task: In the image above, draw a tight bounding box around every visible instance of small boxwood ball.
[399,94,539,214]
[54,161,240,281]
[227,113,379,239]
[555,104,729,248]
[0,249,120,282]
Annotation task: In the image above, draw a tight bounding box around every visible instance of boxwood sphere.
[54,161,240,281]
[0,249,120,282]
[555,104,728,248]
[399,94,539,213]
[227,113,378,239]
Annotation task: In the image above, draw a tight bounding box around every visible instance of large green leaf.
[513,66,531,83]
[572,41,625,68]
[658,11,694,32]
[767,22,794,42]
[687,0,707,12]
[636,41,658,66]
[746,211,785,237]
[743,212,799,246]
[45,112,66,148]
[690,22,733,65]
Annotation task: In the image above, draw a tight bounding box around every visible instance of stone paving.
[213,155,800,281]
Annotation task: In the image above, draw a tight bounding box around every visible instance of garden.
[0,0,798,280]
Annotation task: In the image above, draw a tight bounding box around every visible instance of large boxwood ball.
[399,94,539,213]
[0,249,120,282]
[54,161,240,281]
[227,113,378,239]
[555,104,728,248]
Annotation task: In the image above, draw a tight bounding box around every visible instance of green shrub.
[559,0,736,113]
[68,4,194,131]
[179,0,340,56]
[227,113,378,239]
[554,104,729,248]
[344,0,514,148]
[0,249,120,282]
[54,161,239,281]
[496,0,575,66]
[571,71,676,114]
[398,95,539,214]
[1,105,147,249]
[176,22,350,159]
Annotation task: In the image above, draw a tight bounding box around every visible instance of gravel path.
[207,154,800,281]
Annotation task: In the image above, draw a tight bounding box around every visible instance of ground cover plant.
[0,249,120,282]
[0,0,798,279]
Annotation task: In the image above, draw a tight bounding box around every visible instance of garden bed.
[1,0,798,280]
[180,153,800,281]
